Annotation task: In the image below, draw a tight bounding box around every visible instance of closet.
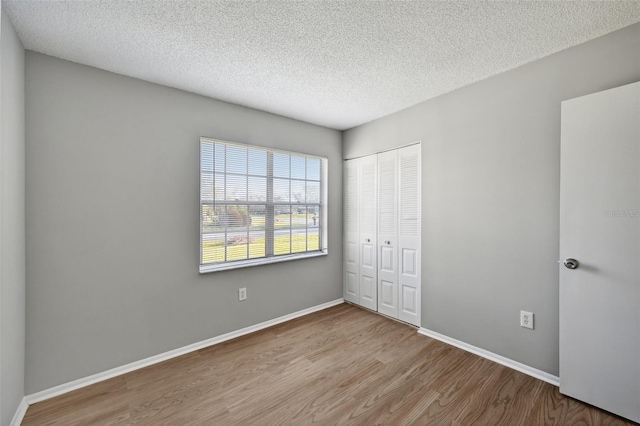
[343,143,421,327]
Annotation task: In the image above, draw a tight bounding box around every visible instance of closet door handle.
[365,238,370,243]
[385,240,390,245]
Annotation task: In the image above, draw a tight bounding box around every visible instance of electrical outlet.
[520,311,534,329]
[238,287,247,301]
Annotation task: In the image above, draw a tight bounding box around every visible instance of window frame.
[199,137,328,273]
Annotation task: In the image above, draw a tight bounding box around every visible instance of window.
[200,138,328,272]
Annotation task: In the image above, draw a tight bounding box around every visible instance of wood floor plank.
[453,363,542,426]
[22,303,638,425]
[254,357,387,425]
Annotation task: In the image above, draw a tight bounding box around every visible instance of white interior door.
[377,150,399,318]
[560,82,640,423]
[344,158,359,304]
[398,144,421,326]
[359,154,378,310]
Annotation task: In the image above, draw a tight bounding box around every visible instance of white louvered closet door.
[358,154,378,310]
[343,159,360,304]
[343,145,419,322]
[398,144,421,326]
[377,150,399,318]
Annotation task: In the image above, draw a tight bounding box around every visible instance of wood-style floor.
[22,303,636,425]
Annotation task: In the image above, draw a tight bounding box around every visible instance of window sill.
[199,250,328,273]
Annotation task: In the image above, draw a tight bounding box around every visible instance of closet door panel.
[380,246,394,271]
[401,286,418,316]
[401,248,418,276]
[380,279,395,308]
[377,150,398,317]
[343,159,360,304]
[398,144,421,326]
[358,154,378,310]
[345,271,358,300]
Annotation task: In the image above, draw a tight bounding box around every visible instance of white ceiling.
[4,1,640,130]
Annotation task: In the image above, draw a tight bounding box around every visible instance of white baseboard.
[10,397,28,426]
[417,327,559,387]
[25,299,344,406]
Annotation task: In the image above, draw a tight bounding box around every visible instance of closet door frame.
[343,142,421,327]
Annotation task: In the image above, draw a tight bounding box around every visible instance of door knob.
[365,238,370,243]
[563,258,579,270]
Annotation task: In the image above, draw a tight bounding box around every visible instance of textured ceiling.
[4,1,640,130]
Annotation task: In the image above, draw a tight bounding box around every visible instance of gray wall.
[1,8,26,426]
[343,23,640,376]
[25,52,342,394]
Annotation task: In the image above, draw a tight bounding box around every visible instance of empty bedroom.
[1,1,639,425]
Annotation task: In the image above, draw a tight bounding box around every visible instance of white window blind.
[200,138,327,272]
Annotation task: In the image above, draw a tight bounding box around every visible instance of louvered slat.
[345,161,358,232]
[360,162,376,233]
[378,157,397,235]
[400,155,419,237]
